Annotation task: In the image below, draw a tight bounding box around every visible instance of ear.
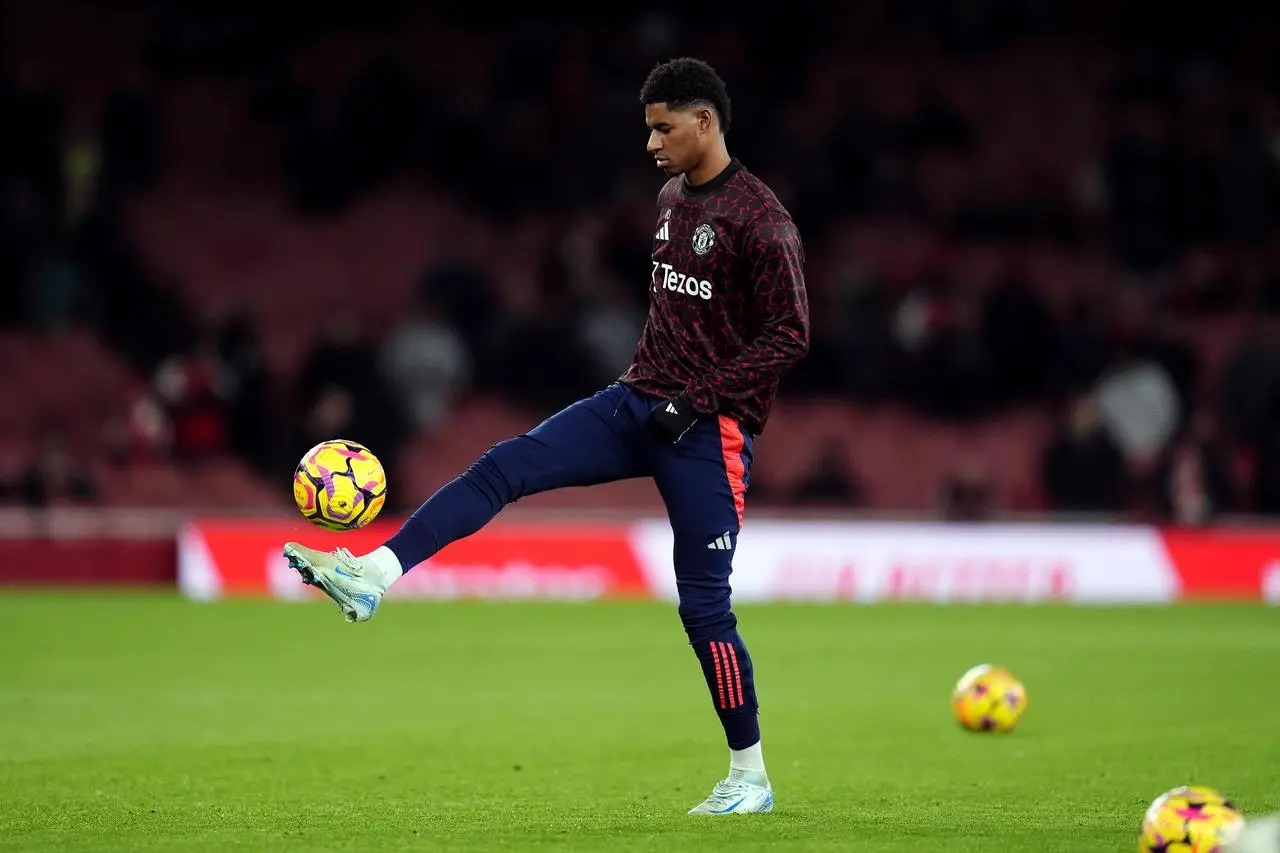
[697,107,715,134]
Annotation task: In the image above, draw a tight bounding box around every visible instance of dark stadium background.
[3,0,1280,528]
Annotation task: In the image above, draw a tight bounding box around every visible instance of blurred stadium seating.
[4,1,1280,522]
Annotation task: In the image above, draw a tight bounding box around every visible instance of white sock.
[729,741,766,775]
[362,546,404,591]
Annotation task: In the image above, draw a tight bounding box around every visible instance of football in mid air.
[292,439,387,531]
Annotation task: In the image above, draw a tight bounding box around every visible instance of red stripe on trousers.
[718,642,738,709]
[717,416,747,526]
[725,642,745,708]
[710,640,727,710]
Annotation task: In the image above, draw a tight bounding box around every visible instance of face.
[1069,395,1098,435]
[645,102,712,177]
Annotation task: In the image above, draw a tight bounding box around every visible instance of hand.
[648,394,699,444]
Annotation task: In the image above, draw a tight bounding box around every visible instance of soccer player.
[283,57,809,815]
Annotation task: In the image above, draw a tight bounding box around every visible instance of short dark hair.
[639,57,732,133]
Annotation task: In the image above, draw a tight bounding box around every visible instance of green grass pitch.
[0,594,1277,851]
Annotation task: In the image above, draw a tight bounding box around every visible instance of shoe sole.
[283,544,359,621]
[689,792,775,815]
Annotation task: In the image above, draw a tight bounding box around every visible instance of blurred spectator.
[896,272,992,419]
[1130,317,1198,419]
[281,98,353,216]
[980,266,1058,405]
[153,333,230,463]
[0,182,46,329]
[1101,99,1178,271]
[1040,393,1127,513]
[491,289,596,415]
[295,317,402,467]
[298,317,383,419]
[216,310,277,471]
[378,292,471,432]
[1217,317,1280,448]
[1054,295,1112,392]
[1106,286,1198,406]
[415,260,501,374]
[838,266,899,400]
[788,260,895,398]
[552,214,647,387]
[791,438,864,507]
[12,422,99,508]
[1153,411,1235,526]
[1094,358,1180,467]
[102,378,172,464]
[62,136,101,229]
[72,198,196,371]
[784,292,853,397]
[1170,249,1241,315]
[1250,418,1280,515]
[23,230,96,333]
[576,280,645,387]
[939,456,995,521]
[292,382,403,494]
[299,385,359,451]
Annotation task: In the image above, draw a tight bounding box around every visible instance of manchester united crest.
[692,223,716,255]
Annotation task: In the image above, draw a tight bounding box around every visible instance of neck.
[687,142,732,188]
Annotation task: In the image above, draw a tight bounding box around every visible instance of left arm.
[683,216,810,413]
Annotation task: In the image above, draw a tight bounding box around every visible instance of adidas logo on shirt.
[655,221,670,241]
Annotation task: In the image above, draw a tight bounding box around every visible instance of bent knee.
[465,438,531,503]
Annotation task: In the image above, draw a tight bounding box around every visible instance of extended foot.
[687,770,774,815]
[283,542,383,623]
